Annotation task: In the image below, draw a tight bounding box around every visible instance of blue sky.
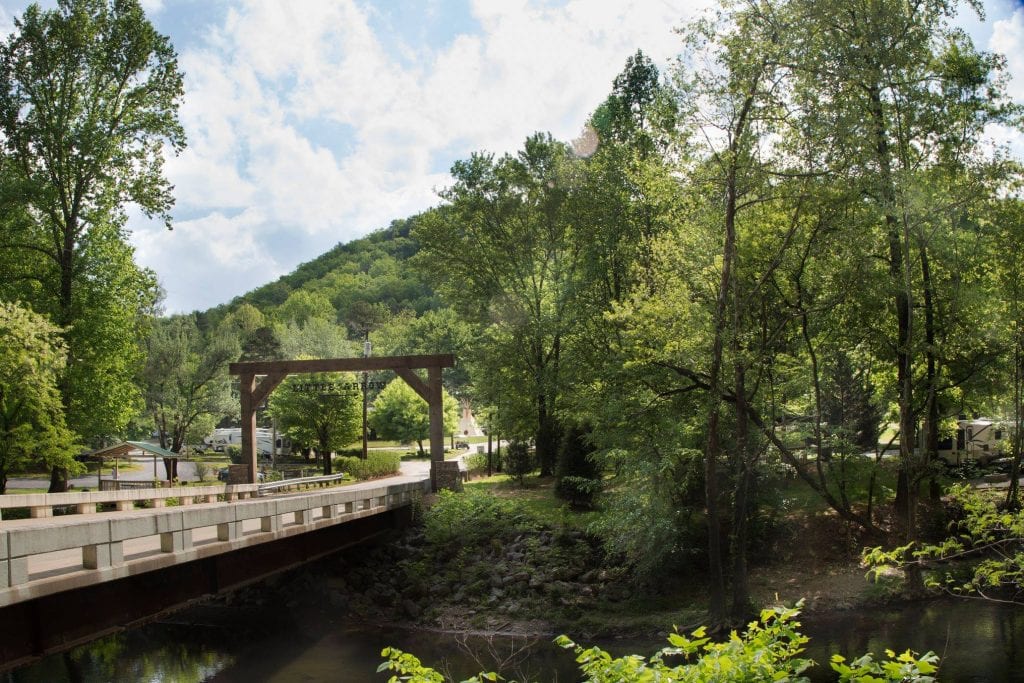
[1,0,1023,313]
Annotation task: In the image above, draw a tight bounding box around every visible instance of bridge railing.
[0,483,262,521]
[0,472,369,521]
[0,478,429,600]
[257,472,348,494]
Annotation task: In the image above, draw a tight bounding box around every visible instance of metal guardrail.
[256,472,349,495]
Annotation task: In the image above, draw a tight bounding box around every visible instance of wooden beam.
[229,354,454,376]
[252,372,288,408]
[428,366,444,492]
[239,373,258,484]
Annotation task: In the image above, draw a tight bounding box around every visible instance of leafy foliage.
[142,315,238,452]
[864,485,1024,602]
[554,424,601,508]
[0,0,183,454]
[0,300,80,492]
[268,371,361,475]
[369,379,458,455]
[503,441,534,485]
[380,604,939,682]
[422,489,534,547]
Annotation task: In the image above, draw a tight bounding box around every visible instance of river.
[8,596,1024,681]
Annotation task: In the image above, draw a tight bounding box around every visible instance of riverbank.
[235,485,907,643]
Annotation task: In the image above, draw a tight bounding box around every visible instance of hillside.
[200,214,439,328]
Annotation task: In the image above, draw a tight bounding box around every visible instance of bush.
[462,452,488,476]
[555,475,601,509]
[226,446,242,464]
[334,451,401,480]
[423,489,535,546]
[193,462,210,482]
[505,440,533,485]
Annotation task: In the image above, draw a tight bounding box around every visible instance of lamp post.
[362,332,371,460]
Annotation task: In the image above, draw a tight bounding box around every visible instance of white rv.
[929,418,1010,465]
[203,428,287,456]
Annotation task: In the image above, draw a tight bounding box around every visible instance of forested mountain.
[199,216,439,332]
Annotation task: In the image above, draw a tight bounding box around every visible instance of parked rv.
[203,428,288,456]
[928,417,1011,465]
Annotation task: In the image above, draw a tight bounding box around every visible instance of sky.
[1,0,1023,314]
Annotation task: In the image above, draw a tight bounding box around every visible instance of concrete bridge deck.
[0,471,429,607]
[0,470,431,670]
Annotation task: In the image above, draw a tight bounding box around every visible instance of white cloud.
[991,7,1024,102]
[139,0,164,15]
[0,0,1016,312]
[133,0,703,312]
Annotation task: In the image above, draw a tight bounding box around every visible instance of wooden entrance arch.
[228,354,455,490]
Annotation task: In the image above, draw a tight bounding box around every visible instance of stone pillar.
[433,461,464,492]
[160,530,192,553]
[217,522,241,541]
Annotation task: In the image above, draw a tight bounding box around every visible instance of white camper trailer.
[203,428,287,456]
[930,418,1009,465]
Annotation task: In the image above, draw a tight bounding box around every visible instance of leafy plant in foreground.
[379,603,938,682]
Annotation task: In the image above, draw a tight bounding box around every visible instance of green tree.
[372,307,475,394]
[142,315,239,453]
[369,379,458,455]
[275,289,336,326]
[268,371,361,475]
[0,0,184,489]
[781,0,1018,573]
[414,133,580,475]
[277,317,354,360]
[0,300,79,493]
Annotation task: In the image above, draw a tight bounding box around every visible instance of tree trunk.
[920,243,942,502]
[321,435,333,475]
[730,363,753,622]
[1006,334,1022,510]
[536,394,559,477]
[48,466,68,493]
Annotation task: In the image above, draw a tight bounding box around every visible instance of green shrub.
[194,462,210,482]
[334,451,401,480]
[226,446,242,464]
[423,489,535,546]
[463,452,488,475]
[505,440,533,484]
[555,475,601,509]
[555,424,601,507]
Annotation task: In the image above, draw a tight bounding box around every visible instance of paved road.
[6,456,202,491]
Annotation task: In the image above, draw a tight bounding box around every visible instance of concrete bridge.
[0,470,430,671]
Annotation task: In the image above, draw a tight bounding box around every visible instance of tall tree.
[415,133,580,476]
[784,0,1017,566]
[0,0,185,489]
